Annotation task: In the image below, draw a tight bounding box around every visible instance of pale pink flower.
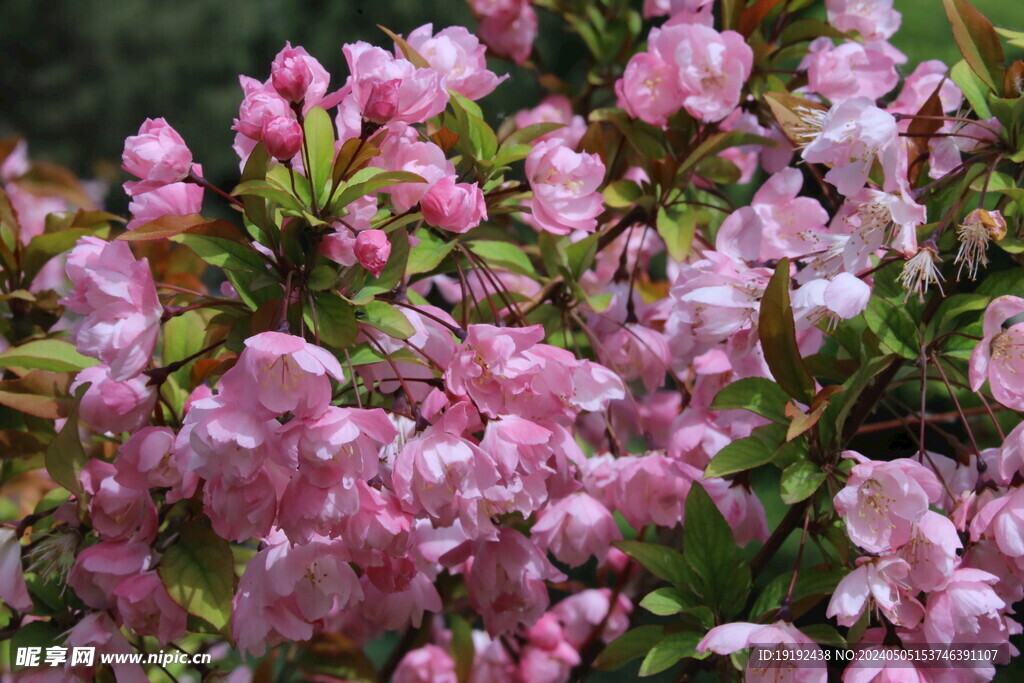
[115,426,196,497]
[232,75,293,141]
[551,588,632,649]
[473,0,537,65]
[701,477,771,546]
[519,613,581,682]
[393,644,458,683]
[359,567,442,632]
[525,138,605,235]
[466,528,566,635]
[220,331,346,418]
[126,176,203,230]
[178,394,281,484]
[670,251,771,344]
[270,42,331,105]
[114,570,188,643]
[800,97,899,197]
[81,460,157,542]
[121,118,193,196]
[514,95,587,148]
[792,273,872,328]
[61,237,162,381]
[203,467,282,542]
[969,296,1024,410]
[888,60,962,116]
[923,568,1013,646]
[826,0,901,42]
[376,129,455,212]
[970,486,1024,559]
[337,482,413,557]
[532,492,621,567]
[66,613,148,683]
[421,176,487,233]
[827,556,923,628]
[233,534,363,656]
[698,620,826,683]
[642,0,713,19]
[597,323,670,393]
[832,453,942,553]
[342,41,449,125]
[0,528,32,612]
[354,229,391,277]
[803,38,899,102]
[615,454,695,529]
[68,539,154,610]
[71,364,158,435]
[997,421,1024,484]
[406,24,508,100]
[615,51,686,127]
[261,115,303,161]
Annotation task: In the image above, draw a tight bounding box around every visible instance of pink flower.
[826,0,901,42]
[421,176,488,233]
[827,556,923,628]
[801,97,899,197]
[473,0,537,65]
[651,21,753,123]
[126,170,203,230]
[354,229,391,277]
[376,129,455,212]
[970,486,1024,559]
[923,568,1012,646]
[701,477,771,546]
[597,323,671,392]
[81,460,157,542]
[833,453,943,554]
[802,38,899,102]
[670,251,771,344]
[393,644,458,683]
[406,24,508,100]
[0,528,32,612]
[204,468,282,543]
[616,52,686,127]
[697,621,826,683]
[337,482,413,556]
[466,528,566,635]
[888,60,962,116]
[898,510,960,592]
[66,613,148,683]
[114,571,188,643]
[61,237,162,381]
[615,455,695,529]
[233,75,294,141]
[551,589,632,649]
[262,116,303,160]
[220,331,346,418]
[525,138,605,235]
[270,42,331,105]
[68,539,154,610]
[115,426,197,499]
[969,296,1024,410]
[71,364,158,435]
[233,534,363,656]
[792,273,872,327]
[519,613,581,682]
[514,95,587,148]
[642,0,713,19]
[342,42,449,125]
[121,118,193,196]
[532,492,621,567]
[178,394,281,484]
[5,183,67,243]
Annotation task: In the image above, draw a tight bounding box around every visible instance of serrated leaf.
[614,540,690,589]
[639,631,706,677]
[158,519,235,631]
[704,436,776,479]
[780,460,825,504]
[759,258,815,404]
[360,300,415,339]
[306,293,358,349]
[711,377,790,423]
[594,625,665,671]
[0,339,97,373]
[864,297,919,359]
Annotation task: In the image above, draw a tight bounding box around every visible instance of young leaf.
[638,632,706,677]
[704,436,776,479]
[0,339,97,373]
[303,106,335,198]
[306,293,358,349]
[656,206,696,262]
[158,519,235,632]
[360,300,416,340]
[943,0,1004,92]
[594,625,666,671]
[407,228,455,275]
[759,259,815,404]
[711,377,790,424]
[780,460,826,504]
[613,540,691,589]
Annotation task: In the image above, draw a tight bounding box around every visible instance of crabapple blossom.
[261,115,303,160]
[531,492,621,567]
[827,556,924,628]
[126,171,203,230]
[969,296,1024,410]
[406,24,508,100]
[376,128,456,212]
[121,117,193,195]
[114,571,188,644]
[71,364,158,435]
[802,38,899,102]
[515,95,587,148]
[825,0,902,42]
[697,621,826,683]
[341,42,449,126]
[270,42,331,105]
[525,138,605,235]
[81,460,158,542]
[0,529,32,613]
[421,175,487,232]
[354,229,391,277]
[393,644,458,683]
[472,0,537,65]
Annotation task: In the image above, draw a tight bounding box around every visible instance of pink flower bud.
[121,118,193,196]
[355,230,391,277]
[270,42,328,104]
[421,175,488,233]
[363,79,401,124]
[262,116,304,160]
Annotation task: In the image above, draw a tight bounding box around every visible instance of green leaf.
[408,228,455,275]
[360,300,415,339]
[172,233,268,272]
[449,91,498,160]
[450,614,475,683]
[656,205,696,262]
[0,339,97,373]
[943,0,1004,92]
[864,297,919,359]
[604,180,643,209]
[500,122,565,149]
[594,625,665,671]
[158,519,235,631]
[44,383,88,502]
[639,587,694,616]
[11,622,61,670]
[233,178,306,212]
[306,293,358,349]
[951,60,993,118]
[780,460,826,504]
[467,240,537,277]
[759,258,815,404]
[21,229,91,286]
[639,631,706,677]
[683,483,750,615]
[306,264,337,291]
[162,310,207,389]
[931,293,989,337]
[711,377,790,424]
[614,540,691,589]
[704,436,776,479]
[303,106,335,198]
[331,169,426,213]
[565,234,598,281]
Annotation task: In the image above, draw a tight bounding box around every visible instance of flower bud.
[421,176,488,233]
[271,42,318,103]
[363,79,401,124]
[262,116,303,161]
[355,230,391,278]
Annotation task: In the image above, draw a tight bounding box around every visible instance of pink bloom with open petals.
[126,173,203,230]
[833,453,942,554]
[552,589,633,649]
[969,296,1024,410]
[115,427,196,499]
[473,0,537,65]
[342,42,449,125]
[178,394,281,484]
[67,539,154,610]
[515,95,587,148]
[393,645,457,683]
[115,570,188,644]
[615,455,695,529]
[899,510,961,592]
[82,460,157,542]
[421,176,487,233]
[72,364,158,435]
[270,42,331,105]
[971,486,1024,559]
[803,38,899,102]
[923,568,1012,647]
[827,556,923,628]
[519,613,581,682]
[597,323,670,393]
[698,621,826,683]
[376,129,456,212]
[0,528,32,612]
[826,0,901,42]
[466,528,566,635]
[406,24,508,100]
[66,613,148,683]
[526,138,605,235]
[532,492,621,567]
[204,467,282,543]
[121,118,193,196]
[616,52,685,127]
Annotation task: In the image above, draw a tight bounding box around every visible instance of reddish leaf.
[944,0,1005,92]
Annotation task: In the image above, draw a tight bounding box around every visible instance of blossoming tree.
[2,0,1024,680]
